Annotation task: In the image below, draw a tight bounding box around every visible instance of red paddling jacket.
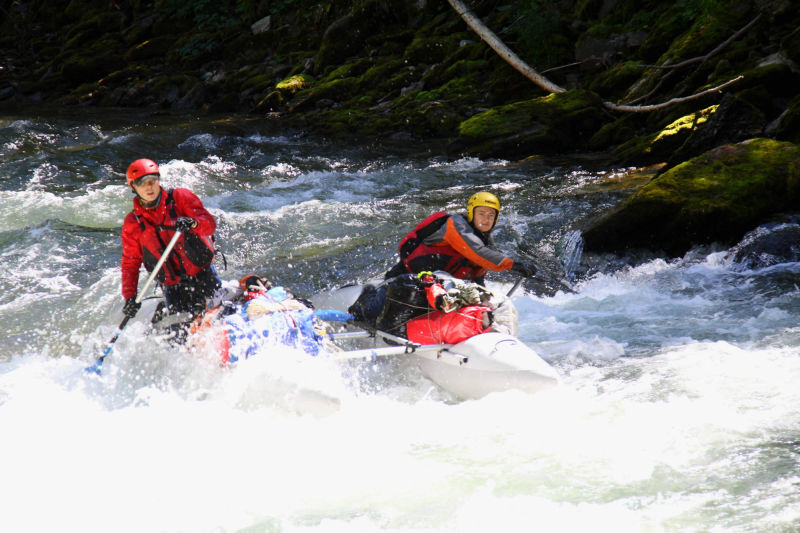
[121,188,216,300]
[400,212,513,281]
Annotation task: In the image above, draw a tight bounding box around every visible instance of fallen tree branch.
[448,0,748,113]
[604,76,743,112]
[447,0,565,94]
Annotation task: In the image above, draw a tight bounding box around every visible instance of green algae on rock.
[582,138,800,256]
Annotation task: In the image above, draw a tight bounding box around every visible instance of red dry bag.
[406,305,491,345]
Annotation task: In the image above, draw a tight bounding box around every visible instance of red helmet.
[126,159,160,187]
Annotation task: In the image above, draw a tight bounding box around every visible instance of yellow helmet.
[467,191,500,223]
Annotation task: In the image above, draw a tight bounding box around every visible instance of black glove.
[176,217,197,232]
[511,261,536,277]
[123,297,141,318]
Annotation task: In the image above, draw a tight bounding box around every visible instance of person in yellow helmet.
[384,191,535,285]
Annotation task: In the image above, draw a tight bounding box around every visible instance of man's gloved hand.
[511,260,536,277]
[176,217,198,232]
[123,297,141,318]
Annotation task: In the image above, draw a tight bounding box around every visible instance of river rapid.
[1,110,799,533]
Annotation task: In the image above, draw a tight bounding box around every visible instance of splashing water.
[1,111,799,532]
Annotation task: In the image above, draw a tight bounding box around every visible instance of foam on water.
[1,336,798,532]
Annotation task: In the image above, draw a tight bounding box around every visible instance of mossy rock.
[588,114,641,151]
[582,138,800,256]
[240,71,278,93]
[417,100,470,136]
[314,0,407,74]
[63,0,107,21]
[60,46,125,84]
[654,13,734,66]
[361,58,405,87]
[310,107,394,137]
[64,11,125,44]
[255,91,285,113]
[612,104,719,164]
[276,73,315,93]
[124,36,177,62]
[403,34,464,65]
[734,62,800,99]
[589,61,644,99]
[288,76,360,112]
[573,0,606,20]
[422,59,490,89]
[167,32,223,65]
[781,24,800,64]
[454,90,605,157]
[323,58,374,82]
[773,94,800,144]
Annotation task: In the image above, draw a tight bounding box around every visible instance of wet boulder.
[727,220,800,269]
[582,138,800,257]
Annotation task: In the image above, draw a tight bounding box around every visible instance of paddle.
[85,230,183,375]
[506,277,524,297]
[515,250,577,294]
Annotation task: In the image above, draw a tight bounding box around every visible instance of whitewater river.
[1,110,799,532]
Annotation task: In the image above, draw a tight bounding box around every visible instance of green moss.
[275,74,315,93]
[774,94,800,144]
[404,35,462,64]
[124,36,177,62]
[656,14,731,65]
[361,59,405,86]
[652,104,717,143]
[734,62,800,98]
[584,138,800,255]
[289,77,361,111]
[588,115,640,151]
[323,58,374,81]
[613,105,718,162]
[634,139,798,216]
[312,107,394,136]
[458,90,603,140]
[589,61,644,98]
[59,38,126,84]
[239,72,275,92]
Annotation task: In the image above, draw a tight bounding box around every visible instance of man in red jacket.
[120,158,220,320]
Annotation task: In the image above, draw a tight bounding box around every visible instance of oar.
[506,277,524,296]
[523,256,577,293]
[85,230,183,375]
[515,242,579,294]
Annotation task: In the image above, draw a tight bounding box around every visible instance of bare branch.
[604,76,743,112]
[626,69,677,105]
[639,15,761,70]
[541,61,584,75]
